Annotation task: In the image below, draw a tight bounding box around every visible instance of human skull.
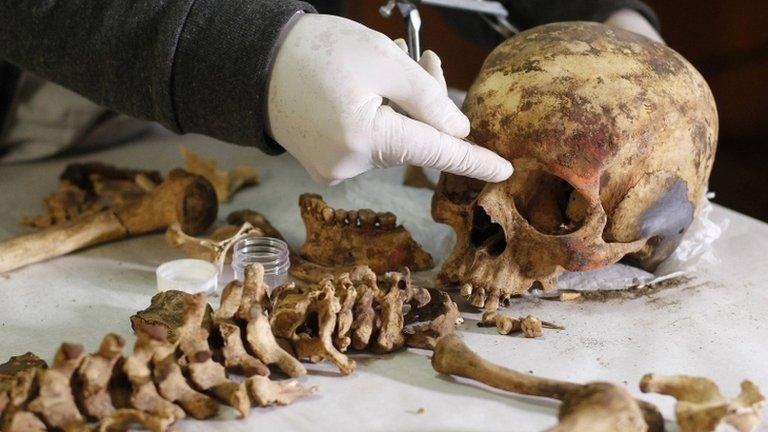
[432,22,718,310]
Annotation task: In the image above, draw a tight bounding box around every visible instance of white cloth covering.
[1,133,766,431]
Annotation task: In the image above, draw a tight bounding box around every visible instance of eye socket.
[469,204,507,256]
[513,170,588,235]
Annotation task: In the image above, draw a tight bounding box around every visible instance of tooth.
[378,212,396,229]
[347,210,358,226]
[460,283,473,298]
[484,291,500,311]
[469,286,486,308]
[321,207,335,222]
[334,209,347,224]
[358,209,376,227]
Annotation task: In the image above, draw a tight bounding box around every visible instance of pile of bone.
[268,265,461,375]
[0,263,460,431]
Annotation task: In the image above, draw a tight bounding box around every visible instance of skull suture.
[432,22,718,310]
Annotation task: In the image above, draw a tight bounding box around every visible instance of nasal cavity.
[469,205,507,256]
[513,170,588,235]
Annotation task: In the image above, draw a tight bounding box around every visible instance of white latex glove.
[267,14,513,185]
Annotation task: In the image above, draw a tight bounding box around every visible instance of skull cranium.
[432,22,718,310]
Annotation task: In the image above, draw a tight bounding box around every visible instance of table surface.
[1,133,766,432]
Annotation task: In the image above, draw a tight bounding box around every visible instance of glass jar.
[231,236,290,289]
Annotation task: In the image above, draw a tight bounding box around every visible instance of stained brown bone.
[123,331,185,427]
[404,288,462,350]
[432,334,664,432]
[432,22,717,308]
[21,162,162,229]
[76,333,127,419]
[98,408,172,432]
[333,273,358,352]
[181,145,259,202]
[349,267,380,350]
[298,193,434,276]
[227,209,357,283]
[213,272,270,377]
[165,222,263,268]
[130,290,213,344]
[177,293,250,418]
[0,169,218,274]
[27,343,87,430]
[270,280,357,375]
[373,271,431,354]
[478,311,564,337]
[149,338,219,420]
[640,373,764,432]
[245,376,318,407]
[0,352,48,432]
[245,306,308,378]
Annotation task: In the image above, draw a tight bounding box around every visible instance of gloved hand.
[266,14,513,185]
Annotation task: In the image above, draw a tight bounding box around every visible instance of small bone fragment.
[150,340,219,420]
[432,335,663,432]
[350,282,378,350]
[246,376,318,407]
[217,321,270,377]
[560,292,582,301]
[0,352,48,432]
[76,334,126,419]
[181,145,259,202]
[177,293,249,417]
[27,343,87,430]
[373,272,430,353]
[130,290,213,343]
[246,307,307,378]
[521,316,542,338]
[123,331,185,425]
[640,373,765,432]
[213,261,271,384]
[237,263,271,319]
[333,274,358,352]
[405,289,462,350]
[479,311,562,337]
[98,408,170,432]
[2,411,47,432]
[291,281,357,375]
[165,221,262,269]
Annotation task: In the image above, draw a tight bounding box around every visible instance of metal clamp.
[379,0,518,61]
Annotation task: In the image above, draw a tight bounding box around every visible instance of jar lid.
[156,259,218,294]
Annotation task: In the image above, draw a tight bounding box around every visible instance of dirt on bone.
[21,162,162,228]
[2,263,320,431]
[432,22,717,310]
[297,193,434,277]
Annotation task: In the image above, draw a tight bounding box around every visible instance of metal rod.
[417,0,509,17]
[405,9,422,61]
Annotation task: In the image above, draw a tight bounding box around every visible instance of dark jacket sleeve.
[441,0,659,48]
[0,0,316,154]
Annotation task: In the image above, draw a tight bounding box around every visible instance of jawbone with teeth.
[298,194,433,275]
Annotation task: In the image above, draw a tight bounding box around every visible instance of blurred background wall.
[347,1,768,221]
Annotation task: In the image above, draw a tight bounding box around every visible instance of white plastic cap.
[156,259,219,294]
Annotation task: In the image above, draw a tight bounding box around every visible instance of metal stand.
[379,0,518,62]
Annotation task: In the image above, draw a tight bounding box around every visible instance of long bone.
[432,335,664,432]
[0,169,217,273]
